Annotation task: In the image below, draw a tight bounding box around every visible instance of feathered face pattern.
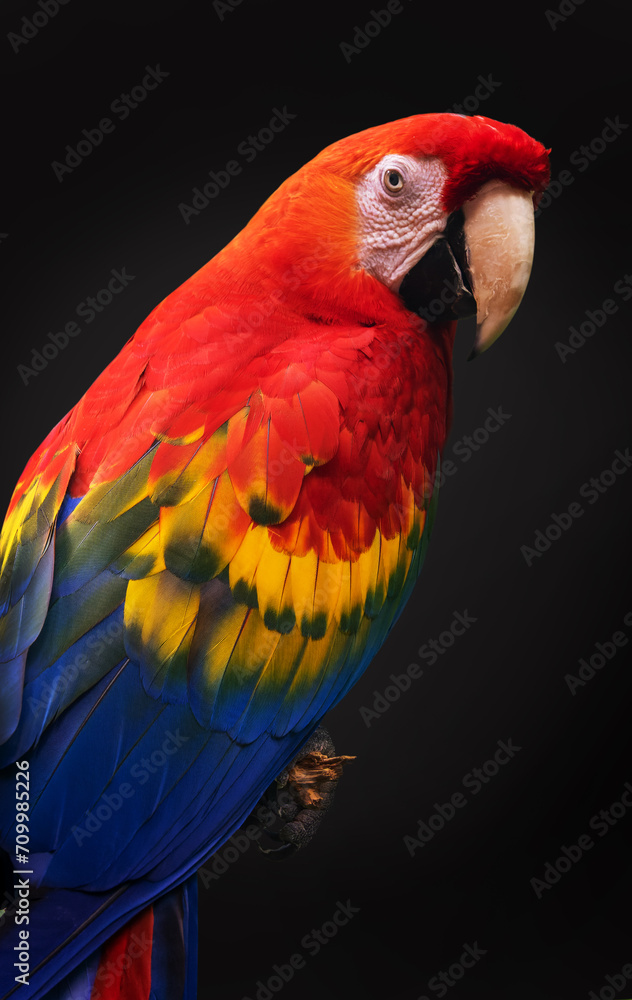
[252,112,550,350]
[0,114,549,999]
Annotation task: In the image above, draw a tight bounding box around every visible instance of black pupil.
[388,171,401,188]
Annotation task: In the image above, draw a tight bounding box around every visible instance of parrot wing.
[0,298,443,999]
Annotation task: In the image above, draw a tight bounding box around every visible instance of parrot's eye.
[382,168,405,194]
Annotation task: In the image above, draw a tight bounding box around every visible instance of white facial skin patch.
[356,155,449,292]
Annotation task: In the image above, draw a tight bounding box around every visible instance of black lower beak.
[399,209,477,323]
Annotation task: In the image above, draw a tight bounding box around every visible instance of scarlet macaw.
[0,113,549,999]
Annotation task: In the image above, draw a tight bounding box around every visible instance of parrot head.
[234,113,550,356]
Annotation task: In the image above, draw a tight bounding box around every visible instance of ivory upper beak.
[463,180,535,358]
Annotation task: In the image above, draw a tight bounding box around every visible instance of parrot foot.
[257,727,355,860]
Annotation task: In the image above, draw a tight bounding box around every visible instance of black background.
[2,1,631,997]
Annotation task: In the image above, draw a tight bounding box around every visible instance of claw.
[258,841,298,860]
[255,727,355,859]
